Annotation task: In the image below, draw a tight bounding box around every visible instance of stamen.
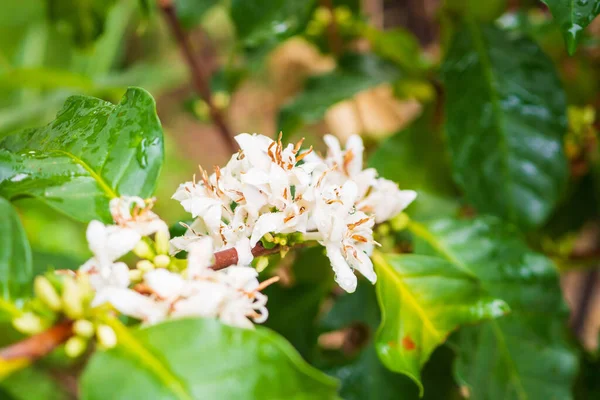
[347,217,370,230]
[255,276,280,292]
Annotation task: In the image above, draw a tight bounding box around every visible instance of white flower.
[85,220,140,267]
[357,179,417,223]
[110,196,168,236]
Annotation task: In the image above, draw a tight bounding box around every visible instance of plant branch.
[320,0,343,56]
[158,0,238,153]
[0,320,73,362]
[0,243,285,364]
[210,242,282,271]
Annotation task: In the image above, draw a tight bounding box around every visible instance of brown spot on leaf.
[402,335,416,351]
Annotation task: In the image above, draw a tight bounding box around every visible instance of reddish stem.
[0,320,73,362]
[158,0,238,153]
[0,244,283,363]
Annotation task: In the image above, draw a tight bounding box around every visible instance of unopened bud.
[279,238,288,246]
[155,229,170,255]
[73,319,95,338]
[153,254,170,269]
[97,324,117,349]
[136,260,155,272]
[133,240,155,259]
[129,269,143,282]
[65,336,87,358]
[62,278,84,319]
[255,257,269,273]
[13,313,45,335]
[34,276,61,312]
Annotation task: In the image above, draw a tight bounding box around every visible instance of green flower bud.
[390,213,410,232]
[62,277,84,319]
[65,336,87,358]
[136,260,155,272]
[13,312,46,335]
[255,257,269,273]
[133,240,155,259]
[97,324,117,349]
[34,276,61,312]
[129,269,143,282]
[155,229,170,255]
[153,254,171,269]
[73,319,95,339]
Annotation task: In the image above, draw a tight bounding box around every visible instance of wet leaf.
[442,24,568,229]
[0,197,32,301]
[373,253,508,394]
[0,88,164,222]
[230,0,314,48]
[412,217,579,400]
[543,0,600,54]
[80,318,339,399]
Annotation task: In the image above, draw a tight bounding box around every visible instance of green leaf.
[230,0,315,47]
[80,318,339,399]
[263,247,334,359]
[411,217,579,400]
[0,197,32,301]
[175,0,220,30]
[373,253,508,393]
[442,24,568,229]
[542,0,600,54]
[0,87,164,222]
[368,110,458,220]
[0,366,71,400]
[279,53,401,138]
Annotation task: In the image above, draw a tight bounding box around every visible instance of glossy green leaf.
[175,0,220,30]
[368,110,458,220]
[0,88,164,222]
[230,0,315,47]
[0,197,32,301]
[80,318,339,400]
[279,53,401,138]
[373,253,508,393]
[542,0,600,54]
[363,27,430,74]
[263,247,334,359]
[411,217,579,400]
[442,24,568,229]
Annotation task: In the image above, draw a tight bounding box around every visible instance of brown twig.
[320,0,343,56]
[0,320,73,362]
[0,244,284,364]
[158,0,238,153]
[210,242,282,270]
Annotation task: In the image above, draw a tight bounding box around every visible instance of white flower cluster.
[74,133,415,332]
[171,133,416,293]
[79,196,270,329]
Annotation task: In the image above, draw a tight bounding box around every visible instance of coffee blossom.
[171,133,416,293]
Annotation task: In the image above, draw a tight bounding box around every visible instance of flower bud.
[65,336,87,358]
[128,269,143,282]
[13,313,45,335]
[255,257,269,273]
[73,319,95,339]
[153,254,170,269]
[97,324,117,349]
[154,229,170,255]
[62,278,84,319]
[136,260,155,272]
[133,240,155,260]
[34,276,61,312]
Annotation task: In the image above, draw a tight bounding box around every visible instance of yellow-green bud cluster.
[64,320,118,358]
